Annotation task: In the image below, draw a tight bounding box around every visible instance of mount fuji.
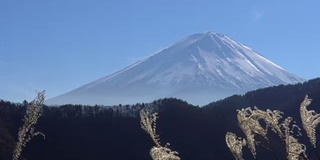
[46,32,304,106]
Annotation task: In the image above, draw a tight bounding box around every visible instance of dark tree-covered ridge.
[0,78,319,160]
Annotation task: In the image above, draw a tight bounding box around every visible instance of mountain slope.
[46,31,304,106]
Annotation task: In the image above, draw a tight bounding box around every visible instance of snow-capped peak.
[46,31,305,106]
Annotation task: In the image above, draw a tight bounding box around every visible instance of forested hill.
[205,78,320,110]
[0,78,320,160]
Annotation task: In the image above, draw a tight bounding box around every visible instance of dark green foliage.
[0,78,319,160]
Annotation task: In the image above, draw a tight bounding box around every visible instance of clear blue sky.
[1,0,319,103]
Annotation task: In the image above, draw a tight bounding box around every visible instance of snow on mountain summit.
[46,31,305,106]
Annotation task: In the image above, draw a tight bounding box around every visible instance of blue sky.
[1,0,319,102]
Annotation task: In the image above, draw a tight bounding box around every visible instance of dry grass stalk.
[234,104,308,160]
[237,107,284,158]
[12,91,45,160]
[140,109,180,160]
[150,144,180,160]
[282,117,307,160]
[300,95,320,148]
[225,132,246,160]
